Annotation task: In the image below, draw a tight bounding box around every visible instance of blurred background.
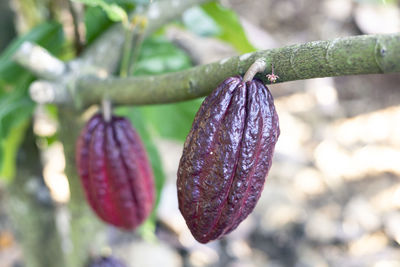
[0,0,400,266]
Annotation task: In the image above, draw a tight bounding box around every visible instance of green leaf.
[0,21,64,135]
[101,3,128,22]
[182,6,220,37]
[0,75,35,182]
[132,36,200,142]
[0,22,63,63]
[201,2,256,53]
[138,98,203,142]
[73,0,128,22]
[0,22,64,182]
[133,36,192,76]
[84,6,114,44]
[0,74,34,136]
[0,119,30,182]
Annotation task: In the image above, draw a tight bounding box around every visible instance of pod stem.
[243,59,267,82]
[102,98,112,122]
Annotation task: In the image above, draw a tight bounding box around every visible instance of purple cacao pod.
[87,256,126,267]
[76,113,154,230]
[177,76,280,243]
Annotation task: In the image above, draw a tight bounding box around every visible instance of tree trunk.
[6,124,65,267]
[57,107,105,267]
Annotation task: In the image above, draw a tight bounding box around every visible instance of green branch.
[76,33,400,107]
[13,31,400,108]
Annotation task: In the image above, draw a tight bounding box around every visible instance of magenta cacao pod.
[76,114,154,230]
[177,76,280,243]
[87,256,126,267]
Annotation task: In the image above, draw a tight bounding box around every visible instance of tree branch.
[13,12,400,108]
[75,33,400,106]
[14,0,212,107]
[67,0,84,55]
[13,42,66,80]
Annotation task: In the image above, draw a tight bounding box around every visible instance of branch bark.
[75,33,400,106]
[13,42,66,80]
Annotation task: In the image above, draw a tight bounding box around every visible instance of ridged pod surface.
[177,76,280,243]
[87,256,126,267]
[76,114,154,230]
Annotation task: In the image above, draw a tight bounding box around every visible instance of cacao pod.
[76,113,154,230]
[87,256,126,267]
[177,76,280,243]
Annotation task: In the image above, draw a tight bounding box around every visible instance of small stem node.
[243,58,267,82]
[102,98,112,122]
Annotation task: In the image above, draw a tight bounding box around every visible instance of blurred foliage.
[0,0,254,236]
[0,22,64,182]
[85,6,115,45]
[77,0,152,28]
[201,2,256,53]
[354,0,398,4]
[0,22,64,84]
[131,36,202,141]
[73,0,128,22]
[139,99,203,142]
[133,36,192,75]
[82,0,150,45]
[181,1,256,53]
[182,6,221,37]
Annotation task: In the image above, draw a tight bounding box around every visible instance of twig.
[102,98,112,122]
[127,16,147,75]
[119,23,136,78]
[119,14,149,77]
[67,0,84,55]
[243,59,266,82]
